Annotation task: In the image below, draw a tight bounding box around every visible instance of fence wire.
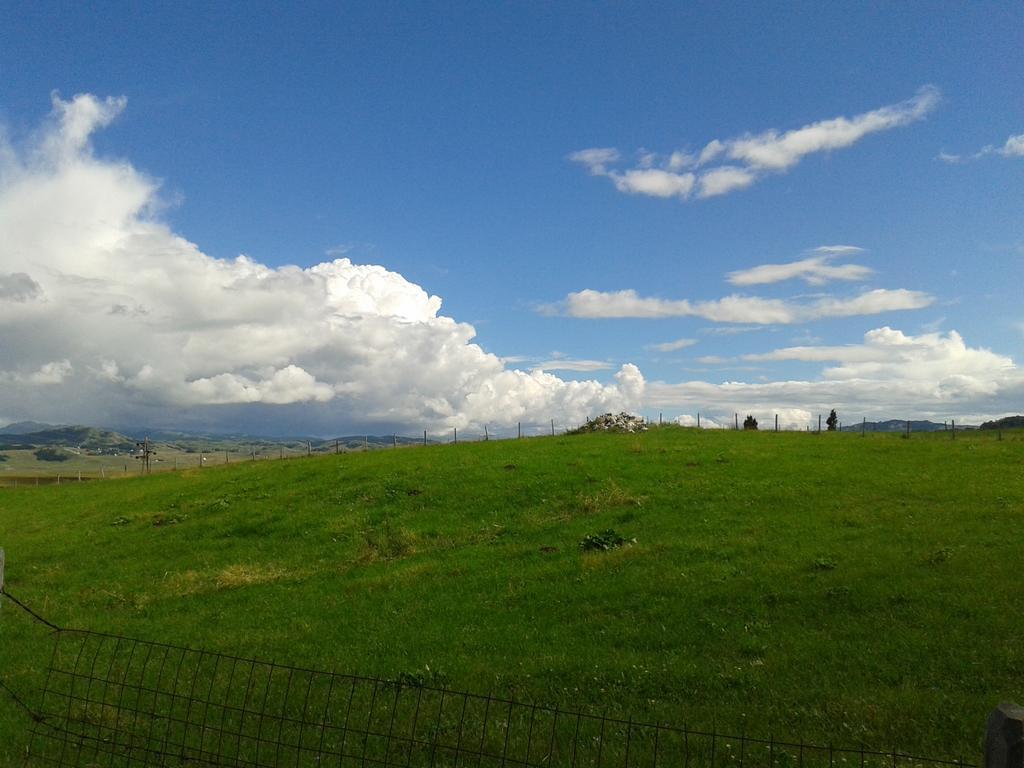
[2,589,973,768]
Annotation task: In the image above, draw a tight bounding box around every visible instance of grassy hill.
[1,427,1022,764]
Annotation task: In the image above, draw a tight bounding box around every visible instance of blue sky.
[0,2,1021,434]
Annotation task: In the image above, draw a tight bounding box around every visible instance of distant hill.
[979,415,1024,430]
[0,420,61,435]
[840,419,976,433]
[0,426,137,452]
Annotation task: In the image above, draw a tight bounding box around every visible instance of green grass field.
[1,427,1022,765]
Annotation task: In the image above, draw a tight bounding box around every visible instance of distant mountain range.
[0,426,138,451]
[0,423,436,452]
[0,420,63,435]
[979,415,1024,430]
[840,419,977,433]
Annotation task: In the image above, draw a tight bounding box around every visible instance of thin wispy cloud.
[534,358,614,372]
[555,288,932,324]
[646,338,698,353]
[937,133,1024,163]
[571,86,940,200]
[727,246,872,286]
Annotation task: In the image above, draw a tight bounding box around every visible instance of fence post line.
[518,422,521,439]
[985,702,1024,768]
[775,414,779,433]
[551,419,555,436]
[484,425,489,441]
[697,413,700,428]
[862,417,866,437]
[734,413,739,430]
[454,427,457,444]
[424,430,427,446]
[952,419,956,440]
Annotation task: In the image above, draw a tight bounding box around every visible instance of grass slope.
[1,428,1022,765]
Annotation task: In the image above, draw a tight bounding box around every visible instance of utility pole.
[135,437,156,475]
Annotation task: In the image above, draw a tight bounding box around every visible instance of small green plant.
[812,556,838,571]
[579,528,632,552]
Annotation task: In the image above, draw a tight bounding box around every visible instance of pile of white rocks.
[574,412,648,434]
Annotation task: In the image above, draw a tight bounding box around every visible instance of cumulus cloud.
[571,86,940,200]
[727,246,873,286]
[937,132,1024,163]
[557,287,932,323]
[647,327,1024,425]
[0,93,644,433]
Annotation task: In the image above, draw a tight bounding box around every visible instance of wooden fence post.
[986,702,1024,768]
[952,419,956,440]
[424,430,427,446]
[454,428,457,444]
[775,414,778,433]
[518,422,521,439]
[551,419,555,436]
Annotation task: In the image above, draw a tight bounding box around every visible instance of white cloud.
[0,359,74,385]
[648,327,1023,424]
[611,168,696,199]
[646,338,698,353]
[697,166,758,198]
[572,86,940,200]
[568,147,620,175]
[938,132,1024,163]
[727,248,873,286]
[0,93,645,433]
[1002,134,1024,157]
[695,356,728,365]
[534,359,614,372]
[558,287,932,323]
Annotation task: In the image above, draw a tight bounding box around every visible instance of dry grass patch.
[162,563,288,596]
[577,481,646,515]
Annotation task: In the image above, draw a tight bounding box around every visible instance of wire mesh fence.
[16,622,973,768]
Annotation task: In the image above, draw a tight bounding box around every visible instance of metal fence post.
[987,703,1024,768]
